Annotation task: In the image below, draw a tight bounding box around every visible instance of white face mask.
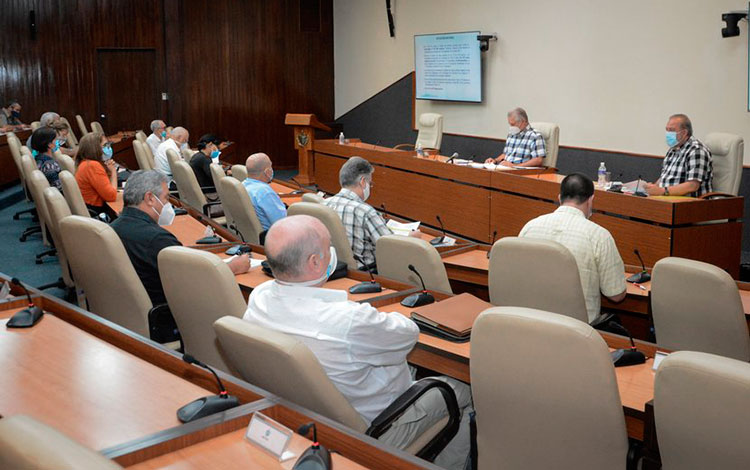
[508,125,521,136]
[152,195,176,226]
[277,247,337,287]
[362,179,371,201]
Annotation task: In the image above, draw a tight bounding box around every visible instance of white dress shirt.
[154,138,180,177]
[243,280,419,424]
[146,133,163,157]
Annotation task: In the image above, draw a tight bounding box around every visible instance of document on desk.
[224,255,264,268]
[387,219,420,236]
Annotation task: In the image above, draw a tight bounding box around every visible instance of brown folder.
[411,293,492,338]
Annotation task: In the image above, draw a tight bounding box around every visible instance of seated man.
[644,114,713,197]
[146,119,167,156]
[190,134,222,191]
[485,107,546,167]
[325,156,419,270]
[242,152,286,231]
[154,126,189,180]
[111,170,249,307]
[519,173,626,323]
[26,111,60,147]
[244,215,472,469]
[0,100,24,130]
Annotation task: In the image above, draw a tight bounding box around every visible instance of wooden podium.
[285,113,330,185]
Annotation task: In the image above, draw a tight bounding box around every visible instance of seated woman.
[51,119,77,157]
[75,132,118,221]
[190,134,222,192]
[30,126,62,190]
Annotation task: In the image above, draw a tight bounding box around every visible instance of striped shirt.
[659,136,713,197]
[503,126,546,164]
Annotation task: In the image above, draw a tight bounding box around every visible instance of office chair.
[231,164,248,182]
[394,113,443,152]
[703,132,743,196]
[376,235,453,293]
[529,122,560,168]
[287,201,358,269]
[59,170,91,218]
[171,160,224,223]
[218,176,263,244]
[133,140,153,170]
[90,121,105,135]
[42,187,77,294]
[26,170,58,264]
[75,114,89,136]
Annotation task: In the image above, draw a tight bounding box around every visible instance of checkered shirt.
[324,188,392,268]
[659,136,713,197]
[502,126,547,164]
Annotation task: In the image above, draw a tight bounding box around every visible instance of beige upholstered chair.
[530,122,560,168]
[142,138,156,168]
[651,257,750,361]
[301,192,325,203]
[135,130,147,144]
[181,147,197,160]
[53,149,76,175]
[90,121,105,135]
[159,247,246,373]
[26,169,53,250]
[30,120,41,130]
[472,307,629,469]
[394,113,444,151]
[171,160,224,224]
[7,133,30,201]
[59,170,90,217]
[218,176,263,244]
[704,132,743,195]
[42,187,75,289]
[376,235,452,293]
[59,215,152,337]
[0,415,122,470]
[488,237,588,323]
[133,140,153,170]
[231,164,248,182]
[210,163,234,227]
[59,117,79,146]
[166,148,181,176]
[655,351,750,470]
[287,201,357,269]
[75,114,89,136]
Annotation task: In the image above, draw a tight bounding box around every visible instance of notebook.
[411,293,492,342]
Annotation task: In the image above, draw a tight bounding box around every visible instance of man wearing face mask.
[519,173,626,323]
[325,156,420,271]
[485,107,546,167]
[0,101,24,130]
[111,170,250,307]
[644,114,713,197]
[242,152,287,231]
[243,215,473,470]
[154,126,189,181]
[190,134,222,192]
[146,119,168,156]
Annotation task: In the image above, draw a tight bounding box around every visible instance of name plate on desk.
[245,412,295,461]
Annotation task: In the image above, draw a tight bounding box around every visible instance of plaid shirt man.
[324,188,392,268]
[503,126,546,164]
[659,136,713,197]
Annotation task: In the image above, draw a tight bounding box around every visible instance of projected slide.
[415,31,482,103]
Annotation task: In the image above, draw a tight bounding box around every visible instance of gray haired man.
[485,107,546,167]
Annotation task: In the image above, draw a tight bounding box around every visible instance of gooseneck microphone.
[607,322,647,367]
[633,175,648,197]
[177,354,240,423]
[348,255,383,294]
[627,249,651,284]
[446,152,459,164]
[400,264,436,308]
[487,230,497,259]
[7,277,44,328]
[430,215,446,246]
[293,422,331,470]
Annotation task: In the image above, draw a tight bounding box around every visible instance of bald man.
[243,216,472,469]
[241,152,286,230]
[154,126,189,180]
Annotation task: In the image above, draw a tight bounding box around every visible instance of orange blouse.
[75,160,117,207]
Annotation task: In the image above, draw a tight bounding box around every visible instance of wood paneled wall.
[1,0,333,169]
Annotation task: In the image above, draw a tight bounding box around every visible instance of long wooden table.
[311,139,743,277]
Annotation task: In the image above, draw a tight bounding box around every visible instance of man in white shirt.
[154,126,189,179]
[146,119,167,156]
[519,173,626,323]
[243,215,472,470]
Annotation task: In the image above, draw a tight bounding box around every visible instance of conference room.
[2,1,750,469]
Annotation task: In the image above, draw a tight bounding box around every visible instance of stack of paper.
[386,219,421,236]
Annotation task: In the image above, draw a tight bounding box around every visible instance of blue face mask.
[665,131,679,148]
[52,141,60,152]
[161,131,167,138]
[102,145,113,160]
[210,150,221,160]
[56,138,66,148]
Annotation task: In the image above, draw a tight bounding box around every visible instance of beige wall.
[334,0,750,161]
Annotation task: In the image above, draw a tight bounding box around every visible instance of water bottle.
[416,142,425,157]
[597,162,607,187]
[338,132,345,145]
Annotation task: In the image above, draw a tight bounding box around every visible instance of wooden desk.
[0,129,31,187]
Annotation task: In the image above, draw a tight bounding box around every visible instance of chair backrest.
[655,351,750,470]
[30,121,41,130]
[7,134,27,186]
[59,117,78,146]
[59,170,90,217]
[210,163,234,227]
[21,154,36,183]
[471,307,628,469]
[415,113,443,151]
[42,187,75,288]
[26,170,52,232]
[135,130,147,144]
[132,140,152,170]
[218,176,263,244]
[181,147,197,160]
[488,237,588,323]
[231,164,248,182]
[530,122,560,168]
[53,150,76,175]
[60,215,152,337]
[166,148,181,176]
[301,192,325,204]
[651,257,750,361]
[158,247,247,373]
[172,160,207,210]
[75,114,89,136]
[704,132,743,195]
[287,202,357,269]
[376,235,453,293]
[90,121,105,135]
[142,138,156,168]
[0,415,122,470]
[213,316,367,431]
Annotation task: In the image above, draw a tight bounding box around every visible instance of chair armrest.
[147,304,181,344]
[393,143,415,150]
[699,191,736,199]
[202,201,223,217]
[365,378,461,461]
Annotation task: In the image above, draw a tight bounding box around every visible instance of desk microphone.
[487,230,497,259]
[7,278,44,328]
[293,422,331,470]
[177,354,240,423]
[633,175,648,198]
[289,177,307,195]
[446,152,459,164]
[373,140,381,149]
[400,264,435,307]
[607,322,647,367]
[430,215,446,246]
[627,249,651,283]
[348,255,383,294]
[607,172,624,193]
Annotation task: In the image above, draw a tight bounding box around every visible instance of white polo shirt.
[519,205,626,322]
[154,138,180,177]
[146,132,163,157]
[243,280,419,424]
